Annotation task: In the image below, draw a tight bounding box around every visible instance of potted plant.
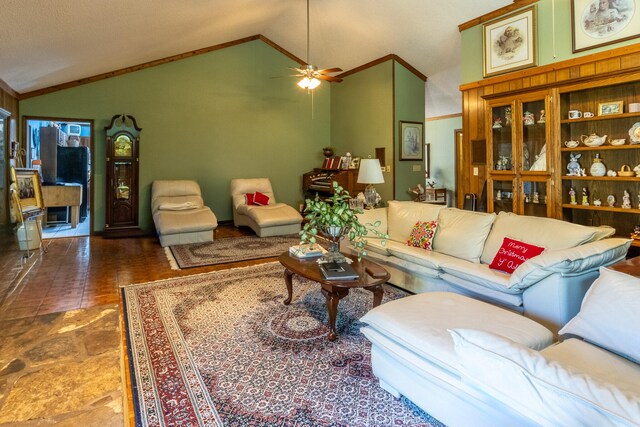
[299,181,387,262]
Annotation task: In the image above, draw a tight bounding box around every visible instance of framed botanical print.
[399,121,424,161]
[483,6,537,77]
[572,0,640,53]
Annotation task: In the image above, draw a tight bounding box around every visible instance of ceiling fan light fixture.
[297,76,321,90]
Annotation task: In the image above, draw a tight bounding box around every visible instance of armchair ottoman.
[151,180,218,247]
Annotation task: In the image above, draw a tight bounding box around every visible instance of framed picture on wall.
[399,121,424,161]
[483,6,537,77]
[571,0,639,53]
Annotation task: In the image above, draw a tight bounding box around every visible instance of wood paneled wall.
[458,44,640,209]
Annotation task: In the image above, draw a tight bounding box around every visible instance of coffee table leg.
[369,284,383,308]
[322,288,349,341]
[283,268,294,305]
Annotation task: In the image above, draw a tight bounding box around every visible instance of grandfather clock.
[104,114,142,237]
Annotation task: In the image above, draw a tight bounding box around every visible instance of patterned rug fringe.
[163,246,179,270]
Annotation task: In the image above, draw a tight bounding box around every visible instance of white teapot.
[580,133,608,147]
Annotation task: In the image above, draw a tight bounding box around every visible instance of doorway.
[23,117,93,238]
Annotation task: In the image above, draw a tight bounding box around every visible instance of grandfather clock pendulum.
[104,114,142,237]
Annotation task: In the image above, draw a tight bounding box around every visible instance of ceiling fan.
[292,0,343,90]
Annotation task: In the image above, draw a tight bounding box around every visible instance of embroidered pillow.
[245,193,255,205]
[489,237,545,274]
[407,221,438,250]
[254,191,270,206]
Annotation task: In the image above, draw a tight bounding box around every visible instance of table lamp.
[357,158,384,209]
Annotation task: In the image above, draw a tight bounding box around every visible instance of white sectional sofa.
[360,267,640,426]
[342,201,631,332]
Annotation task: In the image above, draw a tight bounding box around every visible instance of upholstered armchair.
[151,180,218,247]
[230,178,302,237]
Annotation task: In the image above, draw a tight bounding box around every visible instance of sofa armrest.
[356,207,388,237]
[509,238,631,291]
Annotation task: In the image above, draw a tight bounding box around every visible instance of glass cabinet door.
[489,104,514,172]
[521,179,551,218]
[490,179,514,214]
[521,99,548,173]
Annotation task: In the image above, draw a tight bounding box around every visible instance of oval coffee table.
[278,252,390,341]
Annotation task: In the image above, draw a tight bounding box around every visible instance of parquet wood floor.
[0,223,270,426]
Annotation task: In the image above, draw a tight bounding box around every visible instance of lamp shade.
[357,158,384,184]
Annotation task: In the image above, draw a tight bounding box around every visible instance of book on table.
[320,262,359,281]
[289,244,327,258]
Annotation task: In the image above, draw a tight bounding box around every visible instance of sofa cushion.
[432,208,496,263]
[244,203,302,227]
[387,201,444,243]
[439,258,515,294]
[386,240,460,271]
[451,329,640,426]
[559,267,640,363]
[153,207,218,234]
[489,237,545,274]
[480,212,599,265]
[407,220,438,250]
[360,237,390,256]
[361,293,553,375]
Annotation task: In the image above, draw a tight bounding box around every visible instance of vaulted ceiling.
[0,0,511,113]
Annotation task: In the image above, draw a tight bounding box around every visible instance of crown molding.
[0,78,19,99]
[458,0,539,32]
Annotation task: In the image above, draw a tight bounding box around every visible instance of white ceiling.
[0,0,511,114]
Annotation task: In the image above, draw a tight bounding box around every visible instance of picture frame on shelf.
[598,100,624,116]
[399,121,424,161]
[349,157,361,170]
[483,5,537,78]
[571,0,640,53]
[11,167,44,213]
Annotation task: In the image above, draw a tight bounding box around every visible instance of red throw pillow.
[254,191,270,206]
[407,221,438,250]
[245,193,255,205]
[489,237,545,274]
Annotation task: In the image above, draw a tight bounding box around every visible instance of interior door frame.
[0,108,9,224]
[21,116,95,236]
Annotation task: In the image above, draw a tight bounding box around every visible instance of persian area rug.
[165,235,302,269]
[122,262,443,427]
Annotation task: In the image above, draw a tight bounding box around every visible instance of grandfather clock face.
[114,134,133,157]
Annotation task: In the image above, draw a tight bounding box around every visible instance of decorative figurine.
[505,106,512,126]
[492,116,503,128]
[622,190,632,209]
[589,153,607,177]
[523,111,535,126]
[567,153,582,176]
[582,187,589,206]
[524,194,530,203]
[632,225,640,240]
[607,194,616,207]
[593,197,602,207]
[537,110,546,124]
[533,192,540,203]
[496,190,502,200]
[569,187,577,205]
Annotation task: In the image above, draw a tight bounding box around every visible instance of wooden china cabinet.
[485,90,555,218]
[104,114,142,237]
[459,44,640,238]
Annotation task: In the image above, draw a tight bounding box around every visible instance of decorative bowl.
[610,138,626,146]
[564,140,579,148]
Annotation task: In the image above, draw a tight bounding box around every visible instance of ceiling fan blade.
[317,67,343,74]
[317,74,343,83]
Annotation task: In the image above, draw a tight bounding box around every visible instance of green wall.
[20,40,330,233]
[461,0,640,83]
[425,116,461,206]
[330,61,394,202]
[331,59,425,204]
[394,61,426,201]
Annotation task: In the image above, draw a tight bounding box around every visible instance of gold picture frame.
[11,167,44,213]
[483,6,537,78]
[597,100,624,116]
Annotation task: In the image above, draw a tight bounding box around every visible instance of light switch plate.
[473,167,479,176]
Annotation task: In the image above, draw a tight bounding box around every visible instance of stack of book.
[320,262,359,281]
[289,244,327,259]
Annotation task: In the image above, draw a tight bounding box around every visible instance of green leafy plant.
[299,181,387,260]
